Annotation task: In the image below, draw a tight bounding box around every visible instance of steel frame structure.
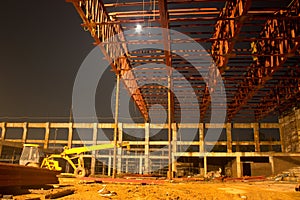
[67,0,300,123]
[66,0,300,179]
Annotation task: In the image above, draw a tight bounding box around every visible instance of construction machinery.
[19,142,130,177]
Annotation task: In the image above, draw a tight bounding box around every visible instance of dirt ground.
[13,178,300,200]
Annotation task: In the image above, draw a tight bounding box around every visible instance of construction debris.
[223,176,266,182]
[1,195,13,199]
[98,185,117,197]
[44,189,75,199]
[205,168,222,180]
[271,166,300,182]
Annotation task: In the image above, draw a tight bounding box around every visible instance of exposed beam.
[200,0,251,120]
[211,0,252,71]
[254,69,300,120]
[227,0,300,121]
[68,0,149,122]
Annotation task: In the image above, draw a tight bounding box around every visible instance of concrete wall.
[231,159,237,177]
[273,156,300,174]
[279,108,300,152]
[251,163,272,176]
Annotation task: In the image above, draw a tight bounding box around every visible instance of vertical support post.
[113,73,120,178]
[226,123,232,153]
[236,154,241,178]
[139,157,143,174]
[172,123,177,176]
[145,123,150,174]
[269,156,275,175]
[68,122,73,148]
[167,75,173,179]
[108,155,112,176]
[279,118,286,152]
[117,123,123,174]
[204,155,207,176]
[253,123,260,152]
[125,159,129,173]
[91,123,98,176]
[44,122,50,149]
[199,123,204,152]
[22,122,28,143]
[0,122,6,156]
[102,161,106,175]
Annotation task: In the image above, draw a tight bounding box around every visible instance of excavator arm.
[62,142,130,155]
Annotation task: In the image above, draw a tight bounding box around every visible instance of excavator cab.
[19,144,44,167]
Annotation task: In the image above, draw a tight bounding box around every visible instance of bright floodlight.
[135,24,142,33]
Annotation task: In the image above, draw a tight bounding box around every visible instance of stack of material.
[175,162,195,177]
[0,163,59,187]
[273,166,300,182]
[289,166,300,177]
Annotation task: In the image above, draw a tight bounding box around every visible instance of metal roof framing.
[68,0,300,123]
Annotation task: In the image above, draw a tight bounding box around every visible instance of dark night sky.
[0,0,95,121]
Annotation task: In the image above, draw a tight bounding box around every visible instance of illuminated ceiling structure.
[68,0,300,123]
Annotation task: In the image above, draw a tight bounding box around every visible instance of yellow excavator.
[19,142,130,177]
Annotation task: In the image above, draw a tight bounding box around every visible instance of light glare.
[135,24,142,33]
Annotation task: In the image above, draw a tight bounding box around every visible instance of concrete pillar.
[172,123,177,177]
[144,123,150,174]
[117,123,123,174]
[199,123,205,153]
[139,157,143,174]
[269,156,275,175]
[102,161,106,175]
[90,123,98,176]
[0,122,6,156]
[226,123,232,153]
[125,159,129,173]
[236,155,242,178]
[22,122,28,143]
[108,155,112,176]
[68,122,73,148]
[204,156,207,176]
[44,122,50,149]
[252,123,260,152]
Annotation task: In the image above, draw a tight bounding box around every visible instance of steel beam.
[211,0,252,71]
[158,0,174,180]
[201,0,251,120]
[227,0,300,121]
[255,77,300,120]
[68,0,149,122]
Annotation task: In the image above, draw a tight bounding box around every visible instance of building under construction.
[0,0,300,179]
